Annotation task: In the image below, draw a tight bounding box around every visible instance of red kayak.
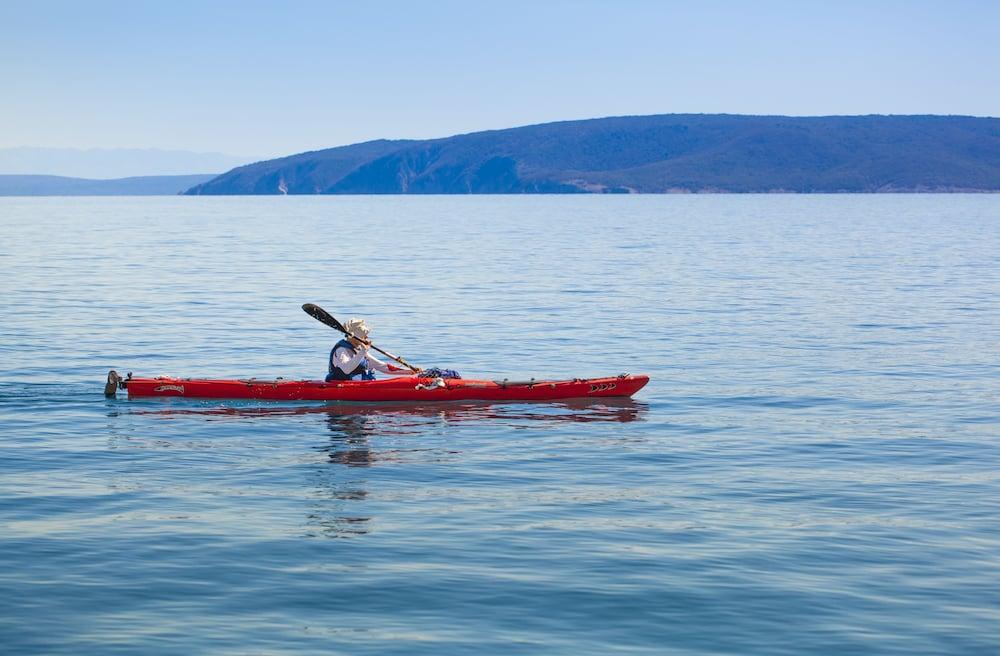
[108,371,649,403]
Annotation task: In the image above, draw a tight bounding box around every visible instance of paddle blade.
[302,303,347,334]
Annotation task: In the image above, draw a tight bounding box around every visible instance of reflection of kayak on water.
[125,396,648,424]
[107,372,650,403]
[118,400,647,477]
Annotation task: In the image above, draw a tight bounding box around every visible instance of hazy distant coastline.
[186,114,1000,195]
[0,174,217,196]
[0,147,252,180]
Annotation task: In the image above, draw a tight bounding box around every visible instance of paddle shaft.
[302,303,422,373]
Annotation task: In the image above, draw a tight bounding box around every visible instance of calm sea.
[1,195,998,654]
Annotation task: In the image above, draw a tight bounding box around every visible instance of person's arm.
[366,352,414,375]
[333,345,368,374]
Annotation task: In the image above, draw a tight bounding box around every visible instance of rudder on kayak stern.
[104,370,130,397]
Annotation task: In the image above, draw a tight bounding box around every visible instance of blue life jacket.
[326,339,375,382]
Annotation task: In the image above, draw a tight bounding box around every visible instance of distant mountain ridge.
[185,114,1000,195]
[0,174,218,196]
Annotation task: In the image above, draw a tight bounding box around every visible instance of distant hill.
[0,147,252,179]
[0,174,218,196]
[185,114,1000,194]
[186,140,417,195]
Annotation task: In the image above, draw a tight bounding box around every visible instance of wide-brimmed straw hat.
[343,318,370,340]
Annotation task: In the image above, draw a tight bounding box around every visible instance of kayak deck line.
[105,370,649,403]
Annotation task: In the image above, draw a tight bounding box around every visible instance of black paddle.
[302,303,423,374]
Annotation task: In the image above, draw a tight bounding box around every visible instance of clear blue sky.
[2,0,997,158]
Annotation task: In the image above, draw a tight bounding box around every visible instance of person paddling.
[326,318,412,382]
